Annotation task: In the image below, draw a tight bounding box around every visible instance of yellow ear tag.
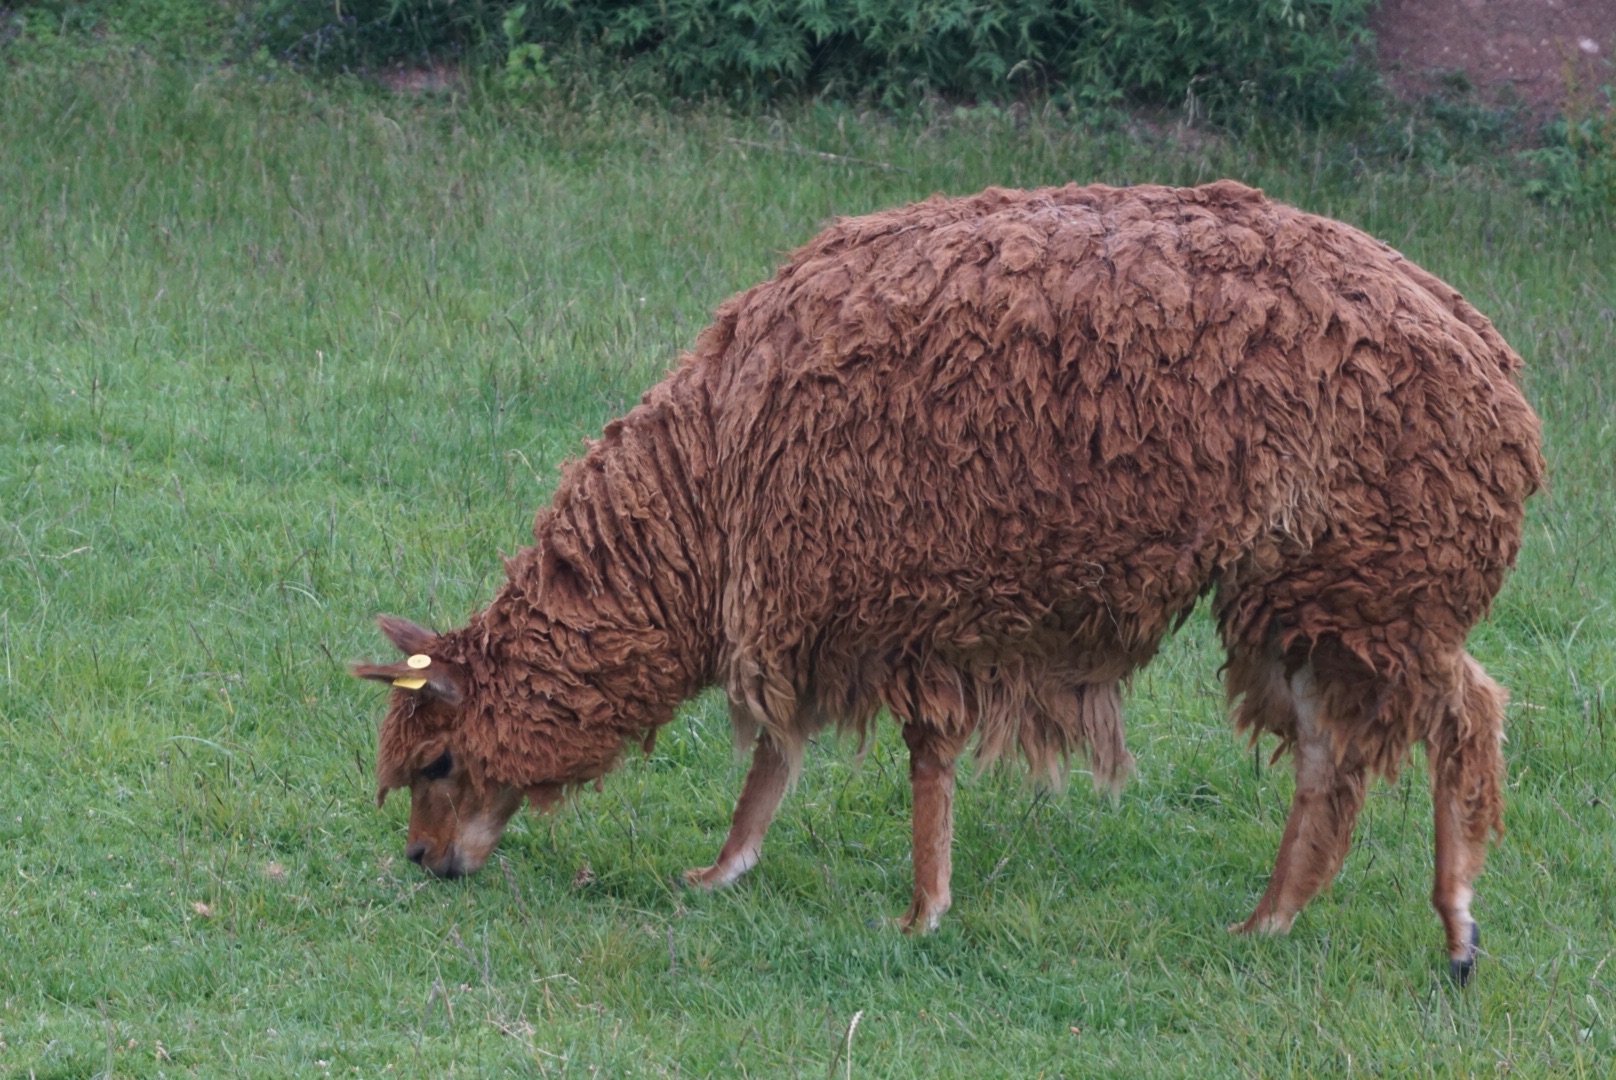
[392,675,429,690]
[406,654,432,669]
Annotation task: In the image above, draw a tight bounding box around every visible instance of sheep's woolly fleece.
[376,180,1543,809]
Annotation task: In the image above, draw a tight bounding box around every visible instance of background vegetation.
[1,4,1614,1077]
[10,0,1380,118]
[252,0,1377,119]
[9,0,1614,207]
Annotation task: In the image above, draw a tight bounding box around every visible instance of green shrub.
[3,0,240,54]
[255,0,1376,121]
[1520,89,1616,211]
[255,0,502,70]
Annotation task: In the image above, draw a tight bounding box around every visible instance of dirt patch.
[1373,0,1616,118]
[379,63,462,95]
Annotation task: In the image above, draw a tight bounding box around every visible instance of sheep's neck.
[476,374,720,744]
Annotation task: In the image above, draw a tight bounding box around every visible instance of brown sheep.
[353,181,1542,983]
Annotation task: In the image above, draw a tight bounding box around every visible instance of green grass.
[2,57,1614,1078]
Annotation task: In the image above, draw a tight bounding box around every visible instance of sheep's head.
[353,616,529,880]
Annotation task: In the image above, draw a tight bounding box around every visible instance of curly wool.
[379,180,1542,807]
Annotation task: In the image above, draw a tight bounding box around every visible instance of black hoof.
[1448,922,1480,987]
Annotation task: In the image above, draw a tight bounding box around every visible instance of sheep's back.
[701,182,1541,690]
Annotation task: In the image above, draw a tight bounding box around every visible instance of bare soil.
[1372,0,1616,118]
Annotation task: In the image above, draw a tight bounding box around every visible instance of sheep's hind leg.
[897,724,966,934]
[1232,664,1368,936]
[682,735,789,889]
[1429,654,1506,986]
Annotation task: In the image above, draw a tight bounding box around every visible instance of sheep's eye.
[421,752,452,781]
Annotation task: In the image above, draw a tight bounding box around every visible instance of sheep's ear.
[350,659,464,705]
[377,615,438,656]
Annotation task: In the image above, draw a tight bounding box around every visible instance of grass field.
[2,57,1614,1077]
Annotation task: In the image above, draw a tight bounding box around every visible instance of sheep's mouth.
[422,850,467,879]
[407,840,471,879]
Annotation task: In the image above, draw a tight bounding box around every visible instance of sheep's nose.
[405,841,429,866]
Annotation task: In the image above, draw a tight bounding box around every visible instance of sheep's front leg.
[898,725,961,933]
[683,735,789,889]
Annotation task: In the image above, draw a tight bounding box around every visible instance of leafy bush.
[255,0,501,71]
[4,0,241,54]
[256,0,1376,121]
[1520,90,1616,211]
